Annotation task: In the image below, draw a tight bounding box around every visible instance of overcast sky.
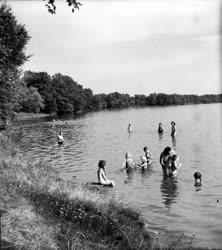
[9,0,222,95]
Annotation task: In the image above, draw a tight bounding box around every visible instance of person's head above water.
[98,160,106,169]
[163,146,171,155]
[143,146,148,152]
[194,171,201,182]
[125,152,132,159]
[171,154,178,161]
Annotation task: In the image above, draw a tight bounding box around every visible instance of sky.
[8,0,222,95]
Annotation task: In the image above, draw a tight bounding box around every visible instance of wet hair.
[125,152,132,159]
[194,171,201,181]
[171,154,177,161]
[98,160,106,169]
[143,146,148,152]
[163,147,171,155]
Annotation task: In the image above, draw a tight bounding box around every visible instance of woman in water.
[158,122,164,134]
[159,146,172,175]
[171,121,177,137]
[97,160,115,186]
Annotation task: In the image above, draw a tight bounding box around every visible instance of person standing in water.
[171,121,176,137]
[97,160,115,186]
[168,154,181,177]
[57,131,64,145]
[128,123,132,132]
[143,146,153,165]
[122,152,136,170]
[138,156,148,170]
[158,122,164,134]
[159,146,172,175]
[171,121,177,137]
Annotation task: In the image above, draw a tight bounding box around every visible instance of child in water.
[194,171,202,186]
[97,160,115,186]
[143,146,152,165]
[128,123,132,132]
[122,152,136,170]
[168,154,181,176]
[158,122,164,133]
[57,131,64,145]
[138,156,148,170]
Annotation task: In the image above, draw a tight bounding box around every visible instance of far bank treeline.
[17,70,222,115]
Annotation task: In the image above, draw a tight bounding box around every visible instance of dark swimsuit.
[158,128,163,133]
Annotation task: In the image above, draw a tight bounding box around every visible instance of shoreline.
[13,101,222,122]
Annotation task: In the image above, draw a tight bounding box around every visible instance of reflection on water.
[171,135,177,149]
[158,132,164,140]
[160,175,178,209]
[124,168,135,184]
[11,104,222,248]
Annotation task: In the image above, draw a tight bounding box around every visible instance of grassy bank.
[0,131,157,249]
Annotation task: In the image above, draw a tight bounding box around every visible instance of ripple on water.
[11,104,222,248]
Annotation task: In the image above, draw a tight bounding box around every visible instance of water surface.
[12,103,222,248]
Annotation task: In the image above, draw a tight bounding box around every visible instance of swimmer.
[194,171,202,186]
[128,123,132,132]
[97,160,115,186]
[171,121,177,137]
[143,146,152,165]
[57,131,64,145]
[138,156,148,170]
[122,152,136,170]
[158,122,164,134]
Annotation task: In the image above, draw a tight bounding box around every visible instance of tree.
[0,3,30,126]
[22,71,57,114]
[20,86,45,113]
[44,0,82,14]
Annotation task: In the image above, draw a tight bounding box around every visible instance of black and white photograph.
[0,0,222,249]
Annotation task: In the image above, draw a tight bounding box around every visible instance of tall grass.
[0,132,156,249]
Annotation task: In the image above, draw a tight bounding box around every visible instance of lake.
[11,103,222,248]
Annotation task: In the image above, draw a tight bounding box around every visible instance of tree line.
[17,70,222,115]
[0,3,222,128]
